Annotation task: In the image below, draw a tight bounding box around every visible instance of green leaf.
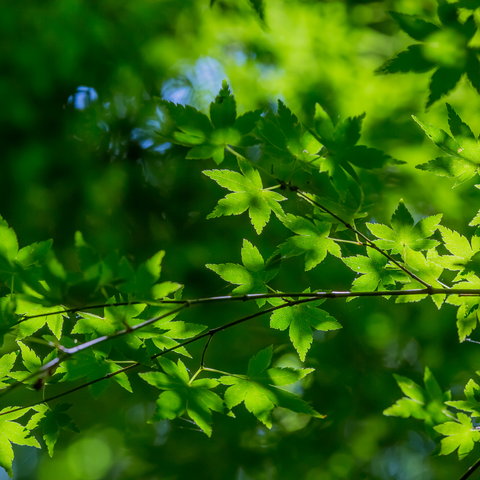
[37,403,79,456]
[0,407,40,478]
[466,51,480,94]
[0,296,18,347]
[434,413,480,459]
[139,358,223,436]
[73,300,146,336]
[270,299,341,361]
[0,216,19,263]
[343,247,408,294]
[446,379,480,418]
[367,200,442,255]
[206,239,278,306]
[210,80,236,129]
[219,346,323,428]
[430,226,480,280]
[204,157,286,234]
[427,68,463,109]
[375,45,436,74]
[333,113,365,147]
[277,214,341,271]
[0,352,17,389]
[384,368,451,426]
[446,276,480,341]
[415,104,480,185]
[15,298,66,341]
[389,11,440,41]
[117,251,181,302]
[395,250,445,308]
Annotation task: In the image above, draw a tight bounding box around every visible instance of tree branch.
[0,295,323,416]
[459,456,480,480]
[296,190,434,291]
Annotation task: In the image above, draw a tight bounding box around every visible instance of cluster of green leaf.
[385,368,480,461]
[376,0,480,108]
[6,0,480,476]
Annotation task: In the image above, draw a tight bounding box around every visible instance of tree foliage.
[5,0,480,479]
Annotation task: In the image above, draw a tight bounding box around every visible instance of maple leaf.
[0,407,40,477]
[37,403,79,456]
[219,346,323,427]
[367,200,442,256]
[15,296,66,341]
[446,276,480,341]
[204,157,286,234]
[117,251,182,302]
[0,352,17,389]
[395,250,445,308]
[430,226,480,281]
[73,300,147,336]
[277,214,341,271]
[415,104,480,185]
[376,6,479,107]
[446,379,480,418]
[342,247,409,294]
[308,107,400,198]
[435,413,480,459]
[206,239,280,306]
[158,80,263,165]
[269,296,341,361]
[139,357,223,436]
[384,367,451,426]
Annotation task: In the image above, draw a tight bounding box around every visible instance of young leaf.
[158,82,262,164]
[277,214,341,271]
[367,200,441,256]
[117,251,182,302]
[73,301,147,336]
[384,367,451,426]
[206,239,279,306]
[446,276,480,341]
[446,379,480,418]
[0,215,19,263]
[0,407,41,478]
[395,250,445,308]
[434,413,480,459]
[139,358,223,436]
[15,297,66,341]
[219,346,323,428]
[429,226,480,281]
[204,157,286,234]
[270,297,341,361]
[342,247,408,294]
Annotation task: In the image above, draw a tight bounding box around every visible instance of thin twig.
[13,287,480,323]
[0,304,186,400]
[297,191,434,290]
[0,296,322,416]
[459,456,480,480]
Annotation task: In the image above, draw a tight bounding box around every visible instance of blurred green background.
[2,0,480,479]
